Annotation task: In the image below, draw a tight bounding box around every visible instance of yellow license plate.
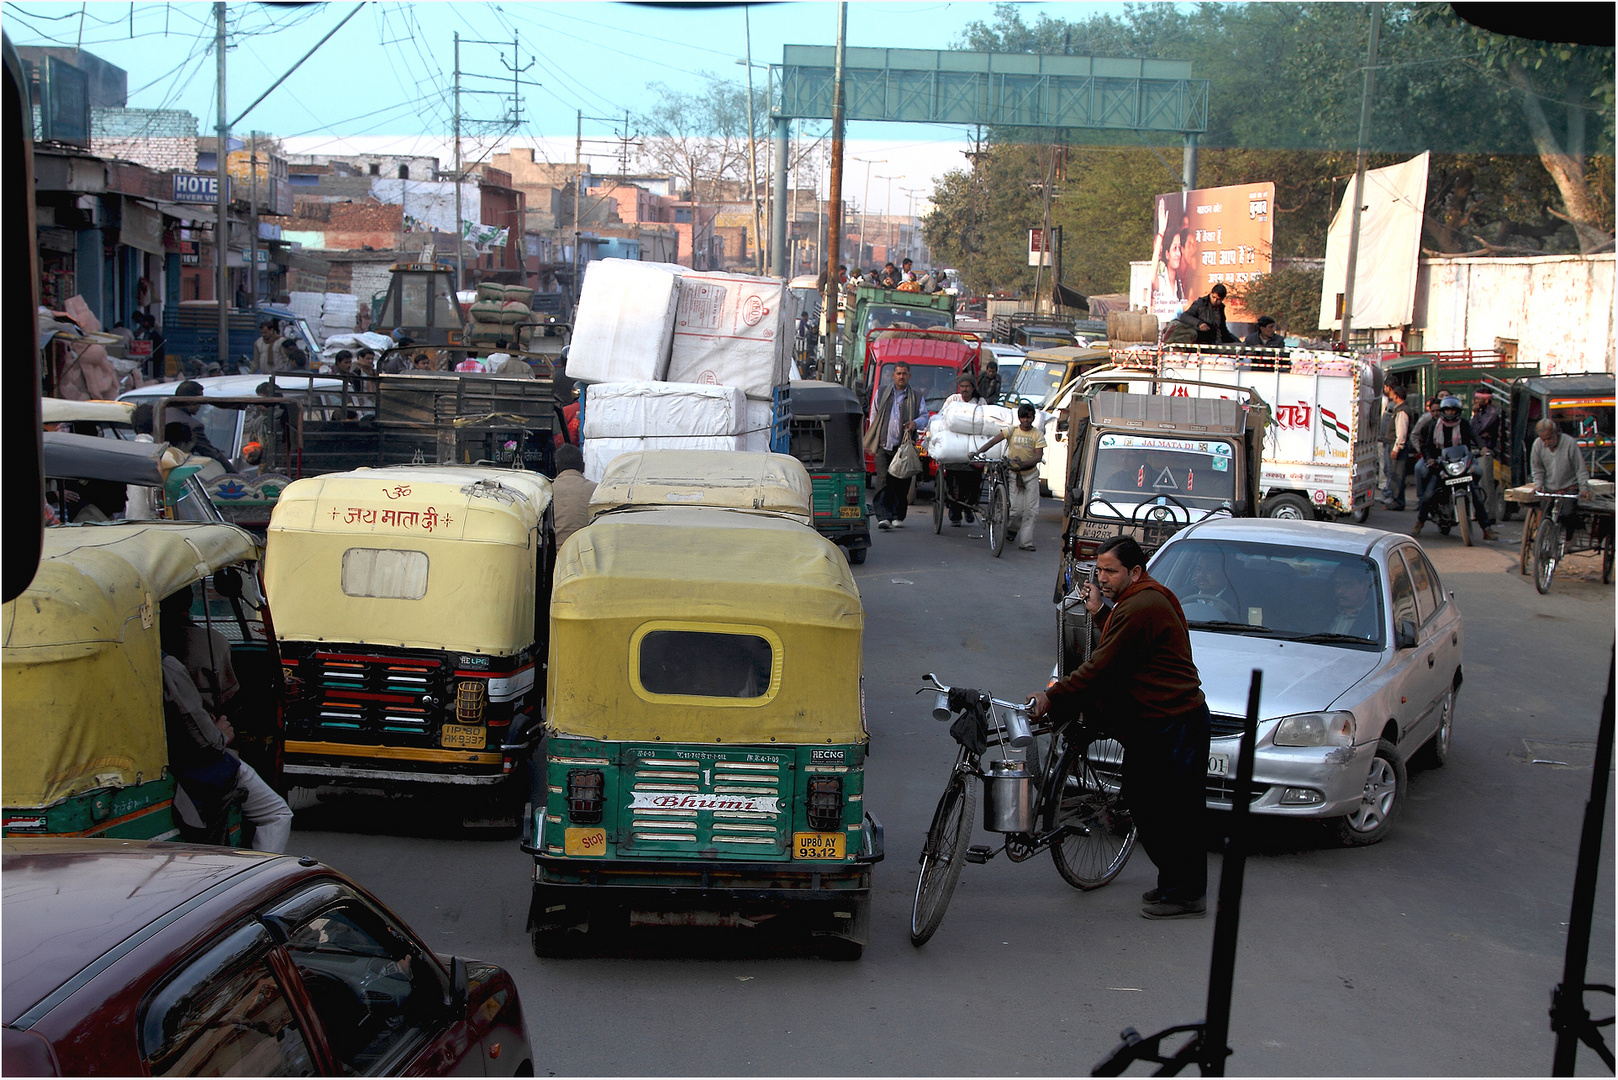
[793,831,846,860]
[837,505,861,518]
[440,723,487,750]
[565,827,607,856]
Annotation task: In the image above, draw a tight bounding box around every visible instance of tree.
[1229,267,1328,337]
[635,75,766,203]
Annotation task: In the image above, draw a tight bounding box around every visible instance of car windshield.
[876,362,966,412]
[1087,433,1238,517]
[1009,359,1070,404]
[1152,539,1385,648]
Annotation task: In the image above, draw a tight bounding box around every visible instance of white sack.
[568,259,682,384]
[581,381,747,439]
[940,399,1019,436]
[741,398,778,453]
[926,415,1007,465]
[666,272,788,400]
[584,434,743,483]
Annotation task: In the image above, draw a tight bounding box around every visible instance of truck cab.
[838,285,955,389]
[372,262,465,349]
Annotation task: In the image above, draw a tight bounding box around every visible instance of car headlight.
[1444,459,1468,477]
[1273,711,1355,747]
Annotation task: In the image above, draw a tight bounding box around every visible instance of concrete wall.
[1413,254,1615,375]
[371,178,458,234]
[90,107,196,171]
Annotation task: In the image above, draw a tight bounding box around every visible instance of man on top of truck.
[1173,283,1238,345]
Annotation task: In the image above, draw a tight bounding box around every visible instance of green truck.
[838,285,955,393]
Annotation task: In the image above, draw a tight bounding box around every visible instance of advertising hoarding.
[1148,182,1274,323]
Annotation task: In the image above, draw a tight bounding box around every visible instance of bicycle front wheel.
[910,770,976,946]
[1534,513,1558,594]
[1046,737,1136,890]
[987,480,1010,557]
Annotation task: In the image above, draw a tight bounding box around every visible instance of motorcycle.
[1426,443,1481,546]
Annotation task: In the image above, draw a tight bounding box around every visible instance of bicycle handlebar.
[920,672,1031,719]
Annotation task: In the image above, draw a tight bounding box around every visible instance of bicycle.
[910,672,1137,946]
[932,457,1012,556]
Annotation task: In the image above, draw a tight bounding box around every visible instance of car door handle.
[1427,654,1435,668]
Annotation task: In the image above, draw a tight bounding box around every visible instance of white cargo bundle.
[568,259,683,384]
[740,398,777,454]
[939,399,1019,436]
[583,434,743,483]
[580,381,746,440]
[666,272,789,400]
[926,415,1007,465]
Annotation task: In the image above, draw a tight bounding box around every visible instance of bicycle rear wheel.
[987,480,1010,557]
[932,482,945,533]
[910,770,976,946]
[1046,737,1136,890]
[1534,513,1558,594]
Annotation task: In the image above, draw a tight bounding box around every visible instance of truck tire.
[1261,493,1314,520]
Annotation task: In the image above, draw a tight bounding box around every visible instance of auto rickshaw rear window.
[637,629,775,700]
[340,548,428,600]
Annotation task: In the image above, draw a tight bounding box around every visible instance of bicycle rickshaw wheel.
[1046,738,1136,890]
[1519,505,1540,575]
[1457,495,1473,547]
[932,481,945,533]
[987,480,1010,557]
[1604,528,1614,585]
[910,770,976,946]
[1534,513,1558,594]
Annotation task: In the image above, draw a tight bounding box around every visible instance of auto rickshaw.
[526,451,880,958]
[2,521,277,841]
[788,379,871,564]
[264,465,554,805]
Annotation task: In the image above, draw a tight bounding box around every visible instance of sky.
[5,0,1117,214]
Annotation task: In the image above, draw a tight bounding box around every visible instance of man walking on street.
[1027,535,1210,919]
[863,361,927,530]
[1381,383,1414,509]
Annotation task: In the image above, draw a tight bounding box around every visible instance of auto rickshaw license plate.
[440,724,487,750]
[793,831,845,859]
[837,506,861,518]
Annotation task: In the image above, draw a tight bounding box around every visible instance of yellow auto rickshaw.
[264,465,554,803]
[525,450,880,958]
[2,521,276,841]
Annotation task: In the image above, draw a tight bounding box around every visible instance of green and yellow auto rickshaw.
[789,380,871,564]
[526,450,880,957]
[2,522,276,841]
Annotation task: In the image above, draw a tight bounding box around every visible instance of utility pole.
[743,6,763,276]
[575,110,583,300]
[248,133,258,305]
[453,32,464,289]
[214,0,228,366]
[900,186,921,264]
[878,173,898,264]
[1340,2,1381,347]
[853,156,884,269]
[820,2,847,381]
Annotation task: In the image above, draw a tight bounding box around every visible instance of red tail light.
[806,776,843,832]
[844,484,860,505]
[566,769,604,824]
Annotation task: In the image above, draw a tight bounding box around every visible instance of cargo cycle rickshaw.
[931,457,1014,556]
[1510,484,1615,592]
[909,673,1136,946]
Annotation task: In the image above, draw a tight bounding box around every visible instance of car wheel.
[847,545,867,565]
[1415,685,1455,769]
[1261,493,1313,519]
[1350,506,1371,524]
[1334,738,1406,846]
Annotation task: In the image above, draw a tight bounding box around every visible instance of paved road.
[289,497,1614,1076]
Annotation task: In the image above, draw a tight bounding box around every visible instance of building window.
[398,165,409,180]
[369,163,380,176]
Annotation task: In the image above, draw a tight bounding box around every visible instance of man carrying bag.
[864,361,928,530]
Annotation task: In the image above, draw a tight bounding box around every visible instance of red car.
[1,839,532,1077]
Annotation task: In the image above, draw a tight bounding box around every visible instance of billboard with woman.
[1148,183,1275,325]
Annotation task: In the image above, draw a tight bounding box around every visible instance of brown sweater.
[1048,572,1206,724]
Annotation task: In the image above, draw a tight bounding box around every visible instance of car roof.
[120,374,342,399]
[1163,516,1406,557]
[1,839,290,1026]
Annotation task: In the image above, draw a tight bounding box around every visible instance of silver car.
[1149,518,1462,845]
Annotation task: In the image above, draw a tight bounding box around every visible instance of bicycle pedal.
[965,845,994,863]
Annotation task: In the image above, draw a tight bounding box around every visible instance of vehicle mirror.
[213,566,244,598]
[448,955,470,1013]
[1395,619,1418,649]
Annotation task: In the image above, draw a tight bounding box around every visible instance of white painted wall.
[370,179,460,235]
[1412,254,1615,375]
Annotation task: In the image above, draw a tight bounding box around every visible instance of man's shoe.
[1411,520,1424,535]
[1142,888,1167,904]
[891,519,905,529]
[1141,897,1206,920]
[965,511,976,523]
[1019,543,1037,551]
[876,519,891,531]
[950,517,962,527]
[1482,526,1496,541]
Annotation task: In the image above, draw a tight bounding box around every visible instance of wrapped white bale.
[584,434,743,483]
[740,398,777,453]
[926,415,1007,465]
[940,399,1019,436]
[568,259,682,384]
[581,381,746,440]
[666,272,788,400]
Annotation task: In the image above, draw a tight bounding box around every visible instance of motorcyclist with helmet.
[1413,394,1495,540]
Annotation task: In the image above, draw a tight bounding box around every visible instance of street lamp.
[852,155,885,268]
[877,174,900,267]
[900,186,923,265]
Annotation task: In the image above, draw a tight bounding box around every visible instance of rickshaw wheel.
[932,485,945,533]
[987,483,1010,558]
[1534,514,1558,594]
[847,545,867,566]
[1603,532,1613,585]
[1519,505,1540,575]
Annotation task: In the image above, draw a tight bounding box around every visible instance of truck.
[838,284,955,392]
[373,261,569,365]
[1111,344,1382,522]
[162,301,323,374]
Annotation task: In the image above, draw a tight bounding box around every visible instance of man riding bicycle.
[1531,418,1592,538]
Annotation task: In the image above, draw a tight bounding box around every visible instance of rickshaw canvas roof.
[589,451,814,522]
[555,507,860,626]
[43,431,175,486]
[789,380,864,415]
[41,399,136,426]
[3,523,260,809]
[868,335,977,369]
[269,466,552,545]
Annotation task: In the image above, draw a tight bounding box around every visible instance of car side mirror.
[1395,619,1418,649]
[448,955,470,1013]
